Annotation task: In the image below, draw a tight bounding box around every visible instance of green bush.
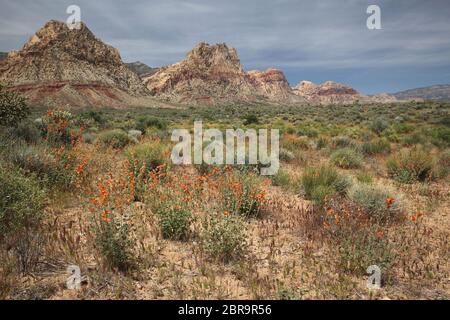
[82,132,95,144]
[6,121,41,143]
[99,129,131,149]
[136,116,167,132]
[8,144,74,189]
[331,148,363,169]
[126,142,166,178]
[201,214,246,262]
[348,183,403,224]
[93,213,134,272]
[0,165,46,237]
[362,138,391,155]
[386,147,434,183]
[0,84,29,127]
[330,136,358,150]
[301,165,351,205]
[154,201,193,241]
[370,117,390,135]
[271,169,292,189]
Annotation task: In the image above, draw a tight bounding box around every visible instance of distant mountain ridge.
[125,61,159,78]
[393,85,450,101]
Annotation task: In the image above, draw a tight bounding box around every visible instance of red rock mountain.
[292,80,397,104]
[143,42,303,105]
[0,20,150,108]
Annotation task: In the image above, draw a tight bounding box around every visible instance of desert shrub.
[128,129,143,142]
[316,136,328,150]
[279,148,295,162]
[297,125,318,138]
[301,165,351,205]
[271,169,292,189]
[99,129,131,149]
[201,214,246,262]
[362,138,391,155]
[331,148,363,169]
[422,127,450,147]
[386,147,434,183]
[348,183,403,224]
[0,165,46,237]
[42,110,74,146]
[126,142,166,178]
[282,134,309,151]
[221,169,266,218]
[136,116,167,132]
[330,136,358,150]
[82,132,95,144]
[370,117,390,135]
[6,120,41,143]
[244,114,259,125]
[0,84,29,127]
[154,201,193,241]
[93,212,134,272]
[9,144,74,189]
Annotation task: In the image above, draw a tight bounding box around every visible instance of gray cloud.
[1,0,449,93]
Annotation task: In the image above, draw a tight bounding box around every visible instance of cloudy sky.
[1,0,450,93]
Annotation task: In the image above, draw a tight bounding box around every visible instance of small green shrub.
[301,165,351,205]
[271,169,292,189]
[154,201,193,241]
[99,129,131,149]
[348,183,403,224]
[126,142,166,178]
[0,84,29,127]
[82,132,95,144]
[7,121,41,143]
[0,165,46,237]
[362,138,391,155]
[201,214,246,262]
[386,147,434,183]
[94,212,134,272]
[279,148,295,162]
[331,148,363,169]
[330,136,358,150]
[9,144,74,190]
[370,117,390,135]
[136,116,167,132]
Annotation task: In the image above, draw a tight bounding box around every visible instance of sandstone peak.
[0,20,149,108]
[143,43,302,104]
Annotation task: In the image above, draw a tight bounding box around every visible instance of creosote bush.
[362,138,391,155]
[0,84,29,127]
[386,146,435,183]
[301,165,351,205]
[0,165,46,238]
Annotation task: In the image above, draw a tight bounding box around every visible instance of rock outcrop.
[0,20,150,108]
[292,80,397,104]
[143,42,303,105]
